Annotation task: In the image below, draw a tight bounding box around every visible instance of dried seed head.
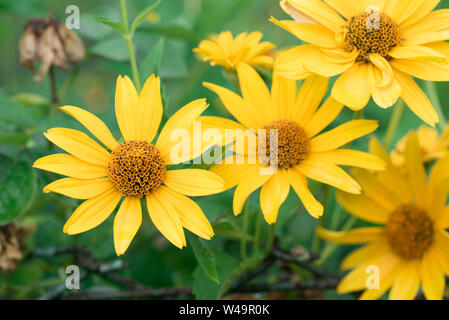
[261,120,310,169]
[385,204,434,260]
[344,8,401,62]
[108,141,166,198]
[19,18,85,84]
[0,223,35,273]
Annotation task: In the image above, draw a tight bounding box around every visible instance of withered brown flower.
[19,18,85,84]
[0,223,35,273]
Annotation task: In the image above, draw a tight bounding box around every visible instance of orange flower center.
[385,204,434,260]
[261,120,310,169]
[108,141,166,198]
[344,7,401,62]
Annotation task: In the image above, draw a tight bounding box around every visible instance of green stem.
[264,224,276,257]
[252,211,262,255]
[425,81,447,130]
[120,0,141,92]
[384,99,404,149]
[311,186,331,253]
[240,201,250,261]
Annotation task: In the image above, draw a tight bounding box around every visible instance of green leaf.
[192,251,239,299]
[139,24,199,42]
[0,156,36,225]
[0,133,29,145]
[187,232,219,284]
[140,37,165,81]
[85,14,126,35]
[89,37,130,61]
[130,0,162,35]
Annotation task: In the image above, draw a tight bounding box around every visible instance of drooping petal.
[260,169,291,224]
[44,177,114,199]
[146,188,186,249]
[298,160,361,194]
[63,188,122,234]
[311,120,379,152]
[60,106,119,151]
[287,166,323,218]
[113,196,142,256]
[44,128,111,166]
[155,186,214,240]
[164,169,225,196]
[317,226,386,244]
[33,154,108,179]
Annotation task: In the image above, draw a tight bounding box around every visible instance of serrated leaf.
[0,156,36,225]
[187,232,219,284]
[0,133,29,145]
[85,14,126,35]
[140,37,165,81]
[130,0,162,35]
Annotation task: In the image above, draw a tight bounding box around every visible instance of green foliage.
[140,37,165,80]
[129,0,162,36]
[187,232,219,284]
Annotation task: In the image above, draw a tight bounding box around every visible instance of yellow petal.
[390,46,448,63]
[113,196,142,256]
[311,120,379,152]
[43,177,114,199]
[398,0,440,29]
[317,226,385,244]
[336,191,389,224]
[368,63,402,109]
[323,0,361,20]
[136,75,163,142]
[233,165,272,215]
[385,0,425,25]
[401,7,449,37]
[271,73,297,121]
[331,63,371,111]
[274,45,313,80]
[236,63,273,126]
[146,188,186,249]
[33,154,108,179]
[421,246,445,300]
[210,156,253,190]
[389,260,421,300]
[341,240,390,270]
[309,149,385,170]
[63,188,122,234]
[60,106,119,151]
[304,97,344,138]
[164,169,225,196]
[260,170,290,224]
[44,128,110,166]
[282,0,346,31]
[203,82,262,129]
[115,75,138,141]
[391,58,449,82]
[156,186,214,240]
[298,160,361,194]
[156,98,208,163]
[404,132,427,208]
[287,166,323,218]
[402,32,449,46]
[269,17,338,48]
[293,74,329,125]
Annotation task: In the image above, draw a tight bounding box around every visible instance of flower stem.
[311,186,331,253]
[384,99,404,149]
[264,224,276,257]
[425,81,447,130]
[240,201,250,261]
[120,0,141,92]
[252,211,262,255]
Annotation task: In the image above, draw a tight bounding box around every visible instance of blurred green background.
[0,0,448,300]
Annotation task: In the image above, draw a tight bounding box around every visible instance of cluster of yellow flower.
[33,0,449,300]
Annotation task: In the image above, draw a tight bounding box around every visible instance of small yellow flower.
[203,63,385,223]
[193,31,276,70]
[391,124,449,166]
[33,75,225,255]
[271,0,449,126]
[318,134,449,300]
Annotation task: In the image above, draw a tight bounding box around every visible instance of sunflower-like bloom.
[271,0,449,126]
[318,134,449,300]
[391,124,449,166]
[193,31,276,70]
[33,75,225,255]
[203,63,385,222]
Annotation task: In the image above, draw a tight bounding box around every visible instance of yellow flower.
[33,75,225,255]
[193,31,276,70]
[271,0,449,126]
[318,134,449,300]
[203,63,385,223]
[391,124,449,166]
